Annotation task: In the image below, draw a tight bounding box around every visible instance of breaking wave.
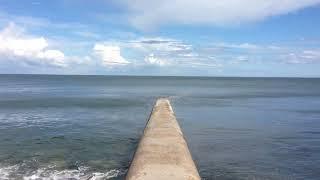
[0,164,126,180]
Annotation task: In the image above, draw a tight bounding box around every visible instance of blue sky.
[0,0,320,77]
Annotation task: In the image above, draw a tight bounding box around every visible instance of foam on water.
[0,164,126,180]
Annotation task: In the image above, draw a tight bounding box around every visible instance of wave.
[0,164,126,180]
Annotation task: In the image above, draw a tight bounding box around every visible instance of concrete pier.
[126,98,200,180]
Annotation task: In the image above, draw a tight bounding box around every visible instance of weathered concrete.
[126,98,200,180]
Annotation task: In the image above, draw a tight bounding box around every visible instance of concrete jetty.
[126,98,200,180]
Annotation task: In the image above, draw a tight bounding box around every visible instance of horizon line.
[0,73,319,79]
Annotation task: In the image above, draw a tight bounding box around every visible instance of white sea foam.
[0,165,18,179]
[0,164,126,180]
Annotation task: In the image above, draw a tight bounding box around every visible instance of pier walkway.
[126,98,200,180]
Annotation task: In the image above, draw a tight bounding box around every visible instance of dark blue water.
[0,75,320,179]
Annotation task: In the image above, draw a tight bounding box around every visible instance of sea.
[0,75,319,180]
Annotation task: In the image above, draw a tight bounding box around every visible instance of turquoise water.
[0,75,320,179]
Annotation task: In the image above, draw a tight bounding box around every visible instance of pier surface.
[126,98,200,180]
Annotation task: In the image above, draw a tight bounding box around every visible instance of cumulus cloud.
[0,23,67,67]
[93,44,130,66]
[127,37,196,62]
[123,0,320,29]
[144,53,171,66]
[100,37,316,70]
[124,37,223,67]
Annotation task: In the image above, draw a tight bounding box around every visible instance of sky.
[0,0,320,77]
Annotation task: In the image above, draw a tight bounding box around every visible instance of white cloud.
[212,43,260,50]
[302,50,320,59]
[37,50,66,67]
[144,53,171,66]
[286,50,320,64]
[93,44,130,66]
[0,23,67,67]
[128,37,192,53]
[178,53,199,57]
[124,37,222,68]
[123,0,320,29]
[73,31,100,39]
[92,37,320,70]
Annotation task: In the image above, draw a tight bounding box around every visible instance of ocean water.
[0,75,320,180]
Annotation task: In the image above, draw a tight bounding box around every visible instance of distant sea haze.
[0,75,320,179]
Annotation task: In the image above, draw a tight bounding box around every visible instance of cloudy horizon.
[0,0,320,77]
